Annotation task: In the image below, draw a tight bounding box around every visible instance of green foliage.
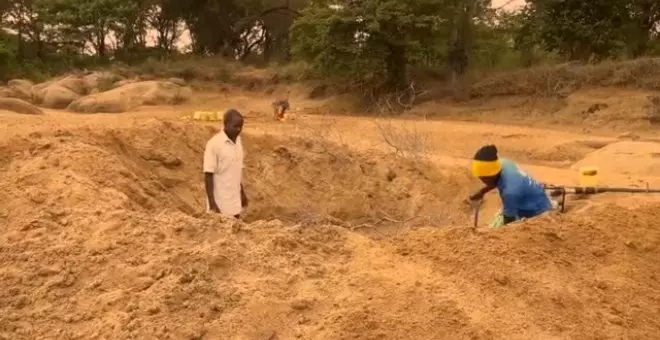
[0,0,658,91]
[520,0,660,61]
[291,0,457,89]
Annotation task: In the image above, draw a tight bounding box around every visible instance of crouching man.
[272,99,289,121]
[203,109,248,218]
[468,144,554,228]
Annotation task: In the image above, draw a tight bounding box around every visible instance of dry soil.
[1,85,660,339]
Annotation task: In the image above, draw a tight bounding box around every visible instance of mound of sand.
[1,119,659,339]
[390,205,660,339]
[67,81,193,113]
[519,139,614,166]
[572,141,660,177]
[0,98,43,115]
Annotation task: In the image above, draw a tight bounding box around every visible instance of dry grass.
[115,57,314,88]
[120,56,238,82]
[467,58,660,99]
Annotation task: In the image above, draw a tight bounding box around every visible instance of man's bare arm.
[470,184,496,201]
[205,173,219,211]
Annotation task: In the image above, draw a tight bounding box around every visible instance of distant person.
[203,109,248,218]
[468,144,553,228]
[272,99,290,121]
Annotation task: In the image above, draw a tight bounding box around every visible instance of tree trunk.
[17,27,24,59]
[520,47,533,67]
[263,31,273,62]
[385,43,406,91]
[448,1,474,85]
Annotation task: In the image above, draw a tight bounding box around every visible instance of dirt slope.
[1,85,660,339]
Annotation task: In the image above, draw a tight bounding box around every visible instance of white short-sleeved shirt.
[203,131,244,216]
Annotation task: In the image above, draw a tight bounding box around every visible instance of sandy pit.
[1,85,660,339]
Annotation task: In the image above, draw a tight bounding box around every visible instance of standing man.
[203,109,248,218]
[468,144,553,228]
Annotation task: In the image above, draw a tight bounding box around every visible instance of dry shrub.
[374,118,433,161]
[468,58,660,99]
[290,113,348,148]
[365,81,428,113]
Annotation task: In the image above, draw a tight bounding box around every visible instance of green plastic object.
[490,211,505,228]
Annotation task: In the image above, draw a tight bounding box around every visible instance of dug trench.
[0,118,473,229]
[1,119,659,339]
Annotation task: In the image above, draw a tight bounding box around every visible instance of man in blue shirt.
[469,144,553,227]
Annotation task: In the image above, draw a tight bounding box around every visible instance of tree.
[4,0,48,58]
[291,0,453,91]
[146,0,182,55]
[112,0,150,55]
[41,0,132,58]
[627,0,660,57]
[525,0,631,61]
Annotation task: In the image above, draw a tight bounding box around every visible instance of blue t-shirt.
[497,159,552,219]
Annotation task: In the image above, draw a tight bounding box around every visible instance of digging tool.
[468,198,482,229]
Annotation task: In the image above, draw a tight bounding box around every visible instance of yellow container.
[579,166,599,186]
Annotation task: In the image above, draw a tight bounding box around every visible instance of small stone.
[386,169,397,181]
[608,316,624,325]
[291,298,313,311]
[146,305,161,315]
[493,273,510,286]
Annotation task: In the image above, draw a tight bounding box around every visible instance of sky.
[492,0,524,10]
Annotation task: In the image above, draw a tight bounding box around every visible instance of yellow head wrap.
[472,159,502,178]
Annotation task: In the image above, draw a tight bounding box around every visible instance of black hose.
[544,184,660,194]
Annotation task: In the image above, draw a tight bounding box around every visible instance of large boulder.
[0,98,44,115]
[140,81,192,105]
[67,80,192,113]
[0,87,24,100]
[30,81,54,104]
[7,79,34,89]
[67,90,135,113]
[113,79,138,88]
[0,79,34,101]
[54,76,87,95]
[82,71,123,92]
[41,86,81,109]
[30,76,88,103]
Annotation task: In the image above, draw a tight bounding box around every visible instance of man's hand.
[240,184,248,208]
[241,191,248,208]
[468,185,496,203]
[468,191,484,202]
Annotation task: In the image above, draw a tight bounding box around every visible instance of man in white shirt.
[203,109,248,218]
